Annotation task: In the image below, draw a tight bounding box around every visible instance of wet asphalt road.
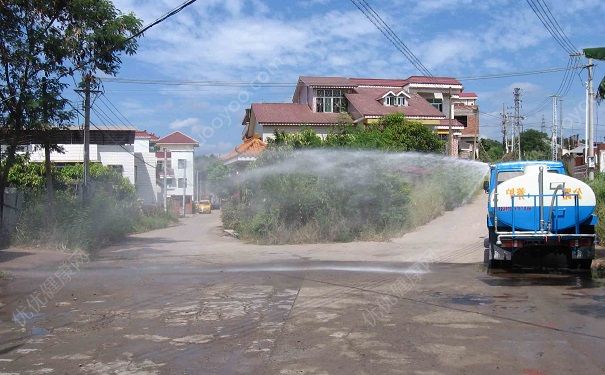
[1,206,604,374]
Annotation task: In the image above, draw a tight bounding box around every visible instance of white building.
[155,131,199,213]
[22,127,198,210]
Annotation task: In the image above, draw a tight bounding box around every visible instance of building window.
[384,94,406,106]
[178,159,186,169]
[428,98,443,112]
[166,178,175,189]
[455,115,468,127]
[316,89,348,113]
[177,178,186,188]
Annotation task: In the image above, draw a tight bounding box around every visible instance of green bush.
[222,149,486,244]
[588,173,605,240]
[10,163,176,250]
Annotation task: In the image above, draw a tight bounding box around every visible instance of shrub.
[222,149,487,244]
[10,163,176,250]
[588,173,605,240]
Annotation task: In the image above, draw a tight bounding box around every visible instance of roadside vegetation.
[221,114,487,244]
[588,173,605,241]
[6,159,175,250]
[479,129,552,163]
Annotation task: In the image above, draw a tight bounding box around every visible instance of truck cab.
[485,161,596,270]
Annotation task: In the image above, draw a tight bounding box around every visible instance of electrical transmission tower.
[551,95,559,160]
[513,88,523,160]
[540,115,546,133]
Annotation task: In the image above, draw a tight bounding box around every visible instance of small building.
[155,131,199,214]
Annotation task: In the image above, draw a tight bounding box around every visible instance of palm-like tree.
[584,48,605,101]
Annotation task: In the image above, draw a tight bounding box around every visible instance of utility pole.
[587,57,595,180]
[163,148,167,212]
[182,160,187,217]
[74,74,100,200]
[447,87,454,157]
[559,98,564,153]
[196,170,200,201]
[513,88,522,160]
[501,103,509,153]
[83,76,91,195]
[551,95,559,161]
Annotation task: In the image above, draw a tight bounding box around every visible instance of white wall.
[97,145,136,185]
[261,125,332,141]
[133,138,158,205]
[160,144,195,197]
[24,141,160,206]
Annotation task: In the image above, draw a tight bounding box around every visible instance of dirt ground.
[0,197,604,374]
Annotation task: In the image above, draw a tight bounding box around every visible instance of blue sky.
[67,0,605,155]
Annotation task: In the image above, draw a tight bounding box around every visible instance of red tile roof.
[221,137,267,161]
[156,131,199,145]
[298,76,356,87]
[438,119,465,127]
[346,88,445,118]
[458,92,478,98]
[252,103,342,125]
[407,76,462,86]
[349,78,408,87]
[135,130,159,140]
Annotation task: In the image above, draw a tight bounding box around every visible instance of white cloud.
[169,117,202,129]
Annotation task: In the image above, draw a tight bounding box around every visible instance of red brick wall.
[461,111,479,137]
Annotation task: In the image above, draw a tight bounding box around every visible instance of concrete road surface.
[0,197,604,374]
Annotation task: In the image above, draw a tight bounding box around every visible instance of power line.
[64,98,158,170]
[123,0,199,44]
[100,65,577,89]
[349,0,432,76]
[525,0,577,54]
[534,0,577,52]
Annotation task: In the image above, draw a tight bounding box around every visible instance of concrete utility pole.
[163,148,167,212]
[82,77,91,194]
[551,95,559,161]
[513,88,523,160]
[501,104,509,153]
[447,87,455,157]
[75,74,100,200]
[587,57,595,180]
[182,160,187,217]
[559,98,564,153]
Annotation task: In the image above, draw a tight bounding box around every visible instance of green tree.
[520,129,550,160]
[478,138,504,163]
[206,159,233,199]
[374,113,444,152]
[0,0,141,230]
[268,113,444,153]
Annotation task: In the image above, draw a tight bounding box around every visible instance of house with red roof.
[155,131,200,214]
[237,75,479,158]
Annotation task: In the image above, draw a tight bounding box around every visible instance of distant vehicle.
[196,200,212,214]
[484,161,597,270]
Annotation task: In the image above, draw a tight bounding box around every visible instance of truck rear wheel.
[569,259,593,271]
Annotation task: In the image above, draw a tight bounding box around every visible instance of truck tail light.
[569,238,593,247]
[501,240,523,248]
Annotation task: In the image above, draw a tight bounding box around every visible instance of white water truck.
[484,161,597,270]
